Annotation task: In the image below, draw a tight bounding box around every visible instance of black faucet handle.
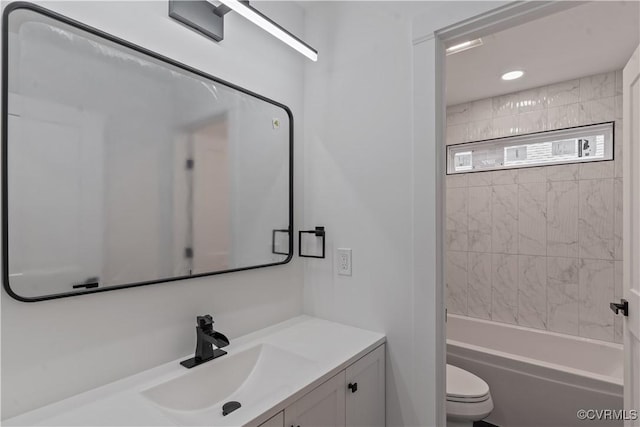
[197,315,214,329]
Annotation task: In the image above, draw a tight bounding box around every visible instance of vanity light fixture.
[445,38,483,55]
[501,70,524,81]
[168,0,318,61]
[218,0,318,61]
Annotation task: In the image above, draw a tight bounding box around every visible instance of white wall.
[302,2,505,426]
[1,0,306,419]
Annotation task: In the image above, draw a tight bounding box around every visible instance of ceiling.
[446,1,640,106]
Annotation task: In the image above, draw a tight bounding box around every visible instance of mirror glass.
[4,5,292,301]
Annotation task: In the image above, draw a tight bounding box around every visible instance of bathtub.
[447,314,623,427]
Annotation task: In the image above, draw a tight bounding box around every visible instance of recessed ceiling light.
[446,38,483,55]
[502,70,524,81]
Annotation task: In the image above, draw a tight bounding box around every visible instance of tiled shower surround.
[445,70,623,343]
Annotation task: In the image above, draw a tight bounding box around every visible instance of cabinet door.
[284,372,346,427]
[259,411,284,427]
[345,344,385,427]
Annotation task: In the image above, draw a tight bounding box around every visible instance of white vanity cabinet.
[284,372,346,427]
[277,344,385,427]
[5,317,386,427]
[345,344,385,427]
[259,411,285,427]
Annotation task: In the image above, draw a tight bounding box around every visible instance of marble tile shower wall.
[445,70,623,343]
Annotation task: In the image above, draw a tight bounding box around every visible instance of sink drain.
[222,401,241,416]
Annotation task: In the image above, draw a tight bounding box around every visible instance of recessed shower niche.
[447,122,614,175]
[2,3,293,301]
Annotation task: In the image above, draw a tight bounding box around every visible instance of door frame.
[622,44,640,427]
[411,2,585,424]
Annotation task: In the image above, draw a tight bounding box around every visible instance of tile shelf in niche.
[447,122,614,175]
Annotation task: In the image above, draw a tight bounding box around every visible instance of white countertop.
[5,316,386,427]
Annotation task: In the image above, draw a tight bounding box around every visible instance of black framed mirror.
[2,2,293,302]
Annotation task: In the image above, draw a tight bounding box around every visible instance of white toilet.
[446,364,493,427]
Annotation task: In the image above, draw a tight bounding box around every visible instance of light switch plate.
[337,248,352,276]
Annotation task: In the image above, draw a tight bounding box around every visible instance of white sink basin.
[141,344,316,420]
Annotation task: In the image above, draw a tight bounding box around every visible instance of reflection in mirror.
[3,4,292,301]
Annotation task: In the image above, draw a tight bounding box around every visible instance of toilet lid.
[446,364,490,401]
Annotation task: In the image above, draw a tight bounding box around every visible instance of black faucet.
[180,315,230,369]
